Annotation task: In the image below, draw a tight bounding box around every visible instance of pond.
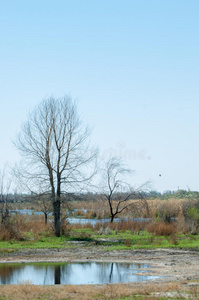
[67,217,150,225]
[13,209,150,225]
[0,262,162,285]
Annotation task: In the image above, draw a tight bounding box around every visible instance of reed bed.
[68,198,187,219]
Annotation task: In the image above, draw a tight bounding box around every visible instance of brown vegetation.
[0,214,53,241]
[147,222,177,236]
[0,197,198,242]
[68,198,187,220]
[0,281,198,300]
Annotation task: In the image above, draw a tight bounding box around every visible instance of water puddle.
[0,262,162,285]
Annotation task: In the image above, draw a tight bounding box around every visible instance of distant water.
[12,209,150,225]
[67,217,149,225]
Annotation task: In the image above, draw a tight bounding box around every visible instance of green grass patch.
[93,231,199,251]
[0,236,71,250]
[0,229,198,251]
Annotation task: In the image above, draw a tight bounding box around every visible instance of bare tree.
[0,168,12,224]
[15,96,97,236]
[101,157,149,222]
[30,193,53,225]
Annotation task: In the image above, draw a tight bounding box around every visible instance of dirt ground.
[1,246,199,283]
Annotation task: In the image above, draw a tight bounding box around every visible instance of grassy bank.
[0,216,198,252]
[0,232,198,252]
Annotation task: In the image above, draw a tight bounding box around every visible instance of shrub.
[124,239,131,247]
[0,217,22,241]
[73,209,86,217]
[147,221,176,236]
[0,214,55,241]
[155,202,180,223]
[70,231,92,241]
[85,211,97,219]
[98,226,111,235]
[60,219,72,236]
[182,199,199,234]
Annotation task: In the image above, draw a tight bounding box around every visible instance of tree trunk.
[54,173,61,237]
[53,199,60,237]
[110,214,114,223]
[44,212,48,225]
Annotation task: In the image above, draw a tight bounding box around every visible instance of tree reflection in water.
[54,265,60,284]
[109,263,114,283]
[0,262,161,285]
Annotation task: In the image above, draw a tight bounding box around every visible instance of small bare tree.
[101,157,149,222]
[15,96,97,236]
[30,193,53,225]
[0,168,12,224]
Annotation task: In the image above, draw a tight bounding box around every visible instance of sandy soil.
[1,245,199,283]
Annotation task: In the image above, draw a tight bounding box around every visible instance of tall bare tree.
[15,96,97,236]
[101,157,149,222]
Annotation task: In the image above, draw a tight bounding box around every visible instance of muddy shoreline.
[1,247,199,283]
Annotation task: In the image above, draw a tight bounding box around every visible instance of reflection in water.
[109,263,113,283]
[0,262,162,285]
[54,266,60,284]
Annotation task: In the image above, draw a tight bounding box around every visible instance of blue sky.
[0,0,199,192]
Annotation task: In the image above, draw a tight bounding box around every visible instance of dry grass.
[72,222,94,230]
[147,221,177,236]
[0,214,54,241]
[94,220,149,233]
[116,220,149,232]
[73,209,86,217]
[0,281,198,300]
[70,200,110,218]
[69,198,187,220]
[147,198,186,218]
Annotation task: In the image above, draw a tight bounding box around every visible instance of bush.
[70,231,93,241]
[182,199,199,234]
[60,219,72,236]
[147,221,176,236]
[85,211,97,219]
[0,214,55,241]
[155,202,180,223]
[73,209,86,217]
[0,217,22,241]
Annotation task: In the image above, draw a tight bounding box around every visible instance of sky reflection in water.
[0,262,161,285]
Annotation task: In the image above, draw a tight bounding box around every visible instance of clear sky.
[0,0,199,192]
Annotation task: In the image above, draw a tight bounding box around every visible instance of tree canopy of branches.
[101,157,149,222]
[15,96,97,236]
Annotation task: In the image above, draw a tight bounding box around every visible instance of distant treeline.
[2,189,199,204]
